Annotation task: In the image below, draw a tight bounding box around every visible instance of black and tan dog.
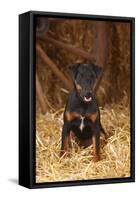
[60,63,105,161]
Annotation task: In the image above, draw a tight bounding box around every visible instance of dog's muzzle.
[84,96,92,102]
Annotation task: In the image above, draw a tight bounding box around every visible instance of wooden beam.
[45,35,95,62]
[36,73,47,114]
[36,44,72,90]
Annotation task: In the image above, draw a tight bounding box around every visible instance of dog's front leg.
[60,123,70,157]
[92,133,100,162]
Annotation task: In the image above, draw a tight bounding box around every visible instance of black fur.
[61,63,105,161]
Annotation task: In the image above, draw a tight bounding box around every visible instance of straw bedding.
[36,99,130,183]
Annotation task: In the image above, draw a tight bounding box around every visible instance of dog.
[60,63,105,162]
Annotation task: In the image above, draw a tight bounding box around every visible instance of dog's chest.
[79,115,85,131]
[73,115,92,134]
[78,107,91,132]
[65,103,98,135]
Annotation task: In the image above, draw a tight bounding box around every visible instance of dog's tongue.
[84,97,92,102]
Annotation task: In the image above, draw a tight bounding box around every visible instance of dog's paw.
[93,155,100,162]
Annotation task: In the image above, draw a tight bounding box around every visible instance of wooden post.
[94,22,109,67]
[36,72,47,114]
[36,44,72,90]
[93,22,110,92]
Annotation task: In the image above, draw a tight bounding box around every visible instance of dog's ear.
[92,64,103,78]
[68,63,80,79]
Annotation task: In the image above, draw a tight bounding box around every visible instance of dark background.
[35,17,131,113]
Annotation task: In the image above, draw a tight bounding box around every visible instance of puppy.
[60,63,105,161]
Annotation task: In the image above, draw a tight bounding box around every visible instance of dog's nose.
[85,92,92,98]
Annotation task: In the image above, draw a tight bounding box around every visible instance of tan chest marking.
[86,112,98,122]
[65,111,98,124]
[65,112,85,132]
[65,111,80,121]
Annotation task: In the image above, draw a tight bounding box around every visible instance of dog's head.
[69,63,102,103]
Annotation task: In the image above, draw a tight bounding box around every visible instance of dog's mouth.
[83,96,92,102]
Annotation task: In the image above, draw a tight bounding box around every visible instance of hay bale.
[36,99,130,182]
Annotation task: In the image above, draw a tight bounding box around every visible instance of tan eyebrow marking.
[75,81,82,91]
[65,111,80,121]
